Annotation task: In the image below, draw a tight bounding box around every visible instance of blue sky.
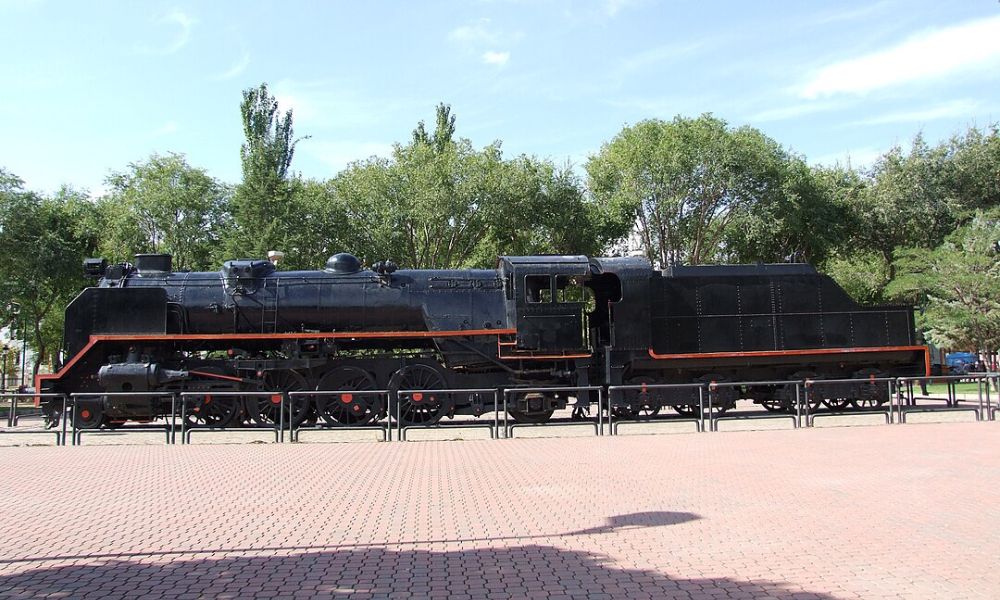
[1,0,998,195]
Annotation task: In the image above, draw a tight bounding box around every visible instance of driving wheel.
[315,366,381,425]
[389,364,450,426]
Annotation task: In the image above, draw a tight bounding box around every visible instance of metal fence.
[503,386,606,437]
[896,374,996,423]
[802,377,897,427]
[288,389,390,442]
[607,382,705,434]
[5,373,997,447]
[0,392,66,446]
[395,388,500,441]
[69,392,177,445]
[179,391,290,444]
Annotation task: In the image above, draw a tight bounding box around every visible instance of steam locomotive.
[36,252,928,428]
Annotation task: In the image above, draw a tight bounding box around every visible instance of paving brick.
[1,422,999,598]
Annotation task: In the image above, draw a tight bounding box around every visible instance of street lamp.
[6,302,25,391]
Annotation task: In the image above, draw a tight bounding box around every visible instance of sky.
[1,0,998,196]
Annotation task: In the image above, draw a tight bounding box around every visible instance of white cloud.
[805,1,891,27]
[309,141,395,173]
[482,50,510,66]
[217,51,250,80]
[851,99,982,126]
[137,9,196,55]
[748,100,849,123]
[448,19,501,45]
[159,10,196,54]
[153,121,178,136]
[800,15,1000,99]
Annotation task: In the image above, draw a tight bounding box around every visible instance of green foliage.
[887,210,1000,352]
[228,83,304,260]
[940,125,1000,217]
[586,114,824,265]
[725,157,846,265]
[0,177,98,374]
[824,252,892,305]
[817,126,999,303]
[99,153,231,270]
[332,105,619,269]
[850,135,955,280]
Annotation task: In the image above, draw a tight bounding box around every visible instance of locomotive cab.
[499,256,592,353]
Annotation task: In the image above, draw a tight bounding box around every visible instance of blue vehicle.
[946,352,977,374]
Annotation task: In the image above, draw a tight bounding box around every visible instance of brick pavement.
[1,422,998,599]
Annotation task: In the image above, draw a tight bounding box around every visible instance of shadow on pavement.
[0,544,834,599]
[567,510,700,535]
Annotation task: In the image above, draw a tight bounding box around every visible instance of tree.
[100,153,231,270]
[0,176,98,375]
[887,210,1000,359]
[586,114,798,266]
[848,135,954,281]
[943,124,1000,217]
[331,104,615,269]
[412,102,456,153]
[228,83,304,260]
[723,158,846,265]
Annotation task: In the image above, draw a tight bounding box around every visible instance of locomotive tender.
[37,252,929,428]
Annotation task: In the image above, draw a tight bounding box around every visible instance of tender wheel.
[850,386,888,409]
[73,401,106,429]
[246,369,309,427]
[697,374,733,415]
[314,366,381,426]
[822,397,852,410]
[389,364,449,426]
[759,398,788,413]
[850,369,888,409]
[612,377,662,420]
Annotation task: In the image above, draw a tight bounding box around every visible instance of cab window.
[525,275,552,303]
[556,275,586,303]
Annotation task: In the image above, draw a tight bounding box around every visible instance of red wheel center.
[270,394,282,405]
[80,409,91,420]
[340,393,354,404]
[412,392,424,403]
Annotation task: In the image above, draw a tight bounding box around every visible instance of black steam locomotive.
[36,252,928,428]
